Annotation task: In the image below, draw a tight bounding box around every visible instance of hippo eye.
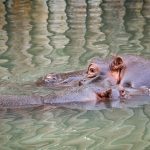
[87,63,101,78]
[120,90,124,94]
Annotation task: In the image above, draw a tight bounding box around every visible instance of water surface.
[0,0,150,149]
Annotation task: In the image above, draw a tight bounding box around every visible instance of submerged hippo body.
[0,85,119,108]
[0,83,149,109]
[119,56,150,88]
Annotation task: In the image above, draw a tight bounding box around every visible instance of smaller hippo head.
[81,57,126,86]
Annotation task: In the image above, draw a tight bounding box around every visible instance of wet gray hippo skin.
[36,69,86,88]
[0,85,118,108]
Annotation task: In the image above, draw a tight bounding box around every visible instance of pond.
[0,0,150,149]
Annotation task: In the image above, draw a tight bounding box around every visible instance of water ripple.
[0,0,150,149]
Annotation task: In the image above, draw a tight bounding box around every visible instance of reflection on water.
[1,106,150,149]
[0,0,150,149]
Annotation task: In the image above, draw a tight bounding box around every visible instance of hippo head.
[80,56,126,86]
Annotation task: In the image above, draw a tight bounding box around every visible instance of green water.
[0,0,150,149]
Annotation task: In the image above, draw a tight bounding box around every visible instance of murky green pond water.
[0,0,150,149]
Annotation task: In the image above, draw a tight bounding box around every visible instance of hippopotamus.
[1,55,150,109]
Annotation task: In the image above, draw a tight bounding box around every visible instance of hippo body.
[0,85,118,108]
[0,83,149,109]
[0,95,43,108]
[118,55,150,88]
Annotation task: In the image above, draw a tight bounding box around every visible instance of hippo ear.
[102,89,112,98]
[109,56,125,71]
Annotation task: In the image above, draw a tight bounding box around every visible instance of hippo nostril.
[120,89,126,97]
[78,81,83,86]
[82,79,86,82]
[45,75,57,81]
[52,77,57,80]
